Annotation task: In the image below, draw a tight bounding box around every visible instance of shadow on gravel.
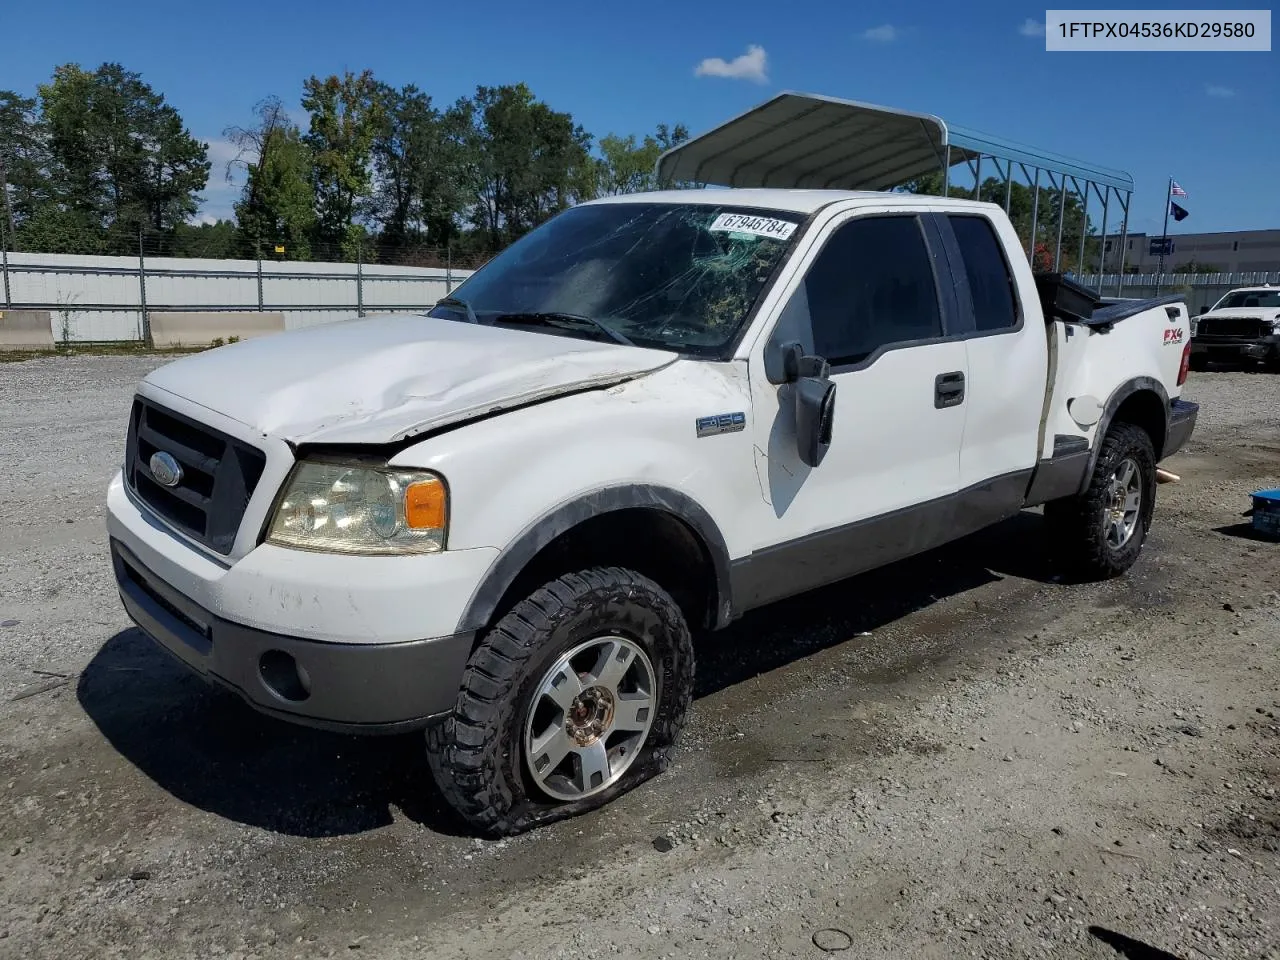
[1088,925,1185,959]
[77,629,472,839]
[693,511,1059,698]
[78,512,1061,838]
[1213,521,1277,543]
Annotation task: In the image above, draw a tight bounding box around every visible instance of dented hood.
[141,314,677,444]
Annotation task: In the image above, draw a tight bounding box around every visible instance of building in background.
[1099,228,1280,274]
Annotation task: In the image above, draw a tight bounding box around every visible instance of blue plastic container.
[1252,488,1280,540]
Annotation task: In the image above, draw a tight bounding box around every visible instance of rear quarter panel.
[1048,300,1188,450]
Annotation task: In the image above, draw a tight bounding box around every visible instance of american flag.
[1170,180,1188,198]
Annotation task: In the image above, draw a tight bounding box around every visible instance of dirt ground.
[1,355,1277,960]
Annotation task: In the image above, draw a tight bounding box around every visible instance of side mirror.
[795,376,836,467]
[766,340,830,385]
[765,340,836,466]
[1199,305,1209,315]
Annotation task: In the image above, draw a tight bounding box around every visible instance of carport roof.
[655,91,1135,195]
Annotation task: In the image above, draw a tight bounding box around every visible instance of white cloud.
[694,44,769,83]
[195,136,248,223]
[861,24,899,42]
[1018,18,1046,36]
[1206,84,1236,98]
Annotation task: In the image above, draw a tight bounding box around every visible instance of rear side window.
[949,215,1019,333]
[801,215,943,367]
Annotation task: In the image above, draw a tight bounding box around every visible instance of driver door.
[739,210,969,608]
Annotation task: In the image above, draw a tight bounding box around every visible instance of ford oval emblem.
[149,451,183,488]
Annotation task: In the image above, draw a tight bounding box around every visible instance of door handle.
[934,371,965,409]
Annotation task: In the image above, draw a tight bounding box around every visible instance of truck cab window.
[948,214,1019,332]
[798,215,943,367]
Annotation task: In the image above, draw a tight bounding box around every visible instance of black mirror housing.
[795,376,836,467]
[766,339,831,384]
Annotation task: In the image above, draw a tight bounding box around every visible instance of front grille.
[124,397,267,555]
[1199,316,1269,339]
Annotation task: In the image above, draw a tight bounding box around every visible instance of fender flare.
[456,484,735,634]
[1078,376,1170,494]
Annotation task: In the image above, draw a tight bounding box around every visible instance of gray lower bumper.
[110,538,473,734]
[1163,398,1198,460]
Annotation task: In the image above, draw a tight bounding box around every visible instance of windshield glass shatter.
[428,203,802,355]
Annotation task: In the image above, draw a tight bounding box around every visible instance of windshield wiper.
[494,312,635,347]
[436,295,478,325]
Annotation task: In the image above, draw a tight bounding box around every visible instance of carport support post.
[1115,196,1130,298]
[1028,168,1041,263]
[1097,188,1111,294]
[137,230,152,347]
[1075,179,1088,277]
[446,244,453,295]
[1053,182,1067,271]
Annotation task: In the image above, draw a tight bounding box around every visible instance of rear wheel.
[425,566,694,836]
[1044,421,1157,581]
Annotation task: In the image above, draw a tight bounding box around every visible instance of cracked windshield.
[429,203,801,354]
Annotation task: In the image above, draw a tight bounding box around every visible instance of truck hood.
[1200,308,1280,320]
[141,314,678,445]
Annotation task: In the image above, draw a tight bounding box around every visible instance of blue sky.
[4,0,1277,235]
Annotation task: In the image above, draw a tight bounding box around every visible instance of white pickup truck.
[1189,284,1280,371]
[106,188,1199,835]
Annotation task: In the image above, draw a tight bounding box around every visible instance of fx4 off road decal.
[1164,327,1185,346]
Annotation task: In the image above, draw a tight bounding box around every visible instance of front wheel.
[425,566,695,836]
[1044,421,1157,581]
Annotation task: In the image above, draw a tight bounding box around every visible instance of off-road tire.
[425,566,695,837]
[1044,421,1157,581]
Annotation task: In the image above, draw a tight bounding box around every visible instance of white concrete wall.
[1,252,476,342]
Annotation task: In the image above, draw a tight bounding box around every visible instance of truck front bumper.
[106,471,497,734]
[1190,334,1280,364]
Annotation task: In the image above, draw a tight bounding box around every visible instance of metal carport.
[655,91,1135,291]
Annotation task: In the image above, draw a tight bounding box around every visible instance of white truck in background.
[1190,283,1280,371]
[106,188,1198,835]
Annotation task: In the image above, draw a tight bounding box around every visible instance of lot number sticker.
[709,213,797,241]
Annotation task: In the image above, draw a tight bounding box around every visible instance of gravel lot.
[1,355,1278,960]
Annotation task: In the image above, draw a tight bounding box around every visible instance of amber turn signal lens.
[404,478,446,529]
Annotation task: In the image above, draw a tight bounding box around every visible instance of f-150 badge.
[696,412,746,437]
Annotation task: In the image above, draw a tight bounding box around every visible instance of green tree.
[302,70,383,258]
[226,96,316,258]
[461,83,594,252]
[169,219,240,258]
[0,91,49,245]
[37,63,209,252]
[367,83,469,257]
[594,123,690,196]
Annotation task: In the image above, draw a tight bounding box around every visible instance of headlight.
[266,461,447,555]
[1272,315,1280,334]
[1190,318,1199,336]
